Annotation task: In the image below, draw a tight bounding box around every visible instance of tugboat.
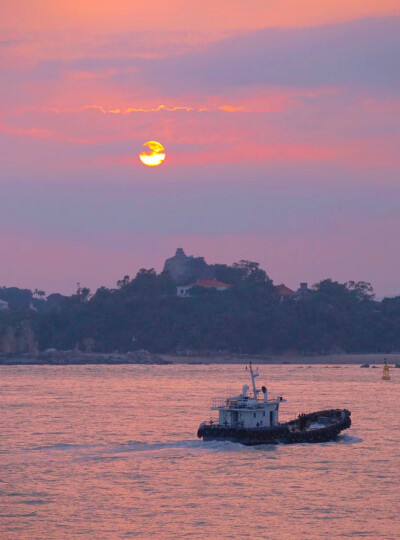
[197,363,351,445]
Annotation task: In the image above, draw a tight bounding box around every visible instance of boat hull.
[197,409,351,445]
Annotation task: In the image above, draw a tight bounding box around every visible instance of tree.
[232,260,272,285]
[75,284,91,303]
[0,287,33,310]
[117,275,130,288]
[346,281,375,302]
[33,289,46,299]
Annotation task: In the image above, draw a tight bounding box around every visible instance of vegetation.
[1,262,400,355]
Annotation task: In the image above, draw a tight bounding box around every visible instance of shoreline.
[0,352,399,366]
[162,353,400,365]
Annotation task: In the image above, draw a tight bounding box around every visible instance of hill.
[1,257,399,355]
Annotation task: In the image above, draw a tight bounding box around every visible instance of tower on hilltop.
[163,248,214,284]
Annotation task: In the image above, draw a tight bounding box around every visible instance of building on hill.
[163,248,214,284]
[0,299,9,310]
[296,282,312,300]
[274,283,313,302]
[273,284,296,302]
[177,279,230,298]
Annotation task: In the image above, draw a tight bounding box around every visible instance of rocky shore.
[0,349,171,366]
[163,352,400,366]
[1,350,399,367]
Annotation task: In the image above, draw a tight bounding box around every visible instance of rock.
[360,363,370,368]
[0,321,37,354]
[163,248,214,284]
[127,349,170,364]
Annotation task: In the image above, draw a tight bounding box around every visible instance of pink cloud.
[1,86,399,173]
[3,1,399,36]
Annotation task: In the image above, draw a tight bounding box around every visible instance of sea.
[0,364,399,539]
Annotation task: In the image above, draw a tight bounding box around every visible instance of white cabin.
[211,363,283,428]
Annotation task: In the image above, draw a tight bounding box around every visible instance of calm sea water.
[0,364,399,539]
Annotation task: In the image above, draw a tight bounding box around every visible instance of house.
[0,299,9,310]
[273,284,296,302]
[177,279,230,297]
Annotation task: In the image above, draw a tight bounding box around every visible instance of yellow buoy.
[382,358,390,380]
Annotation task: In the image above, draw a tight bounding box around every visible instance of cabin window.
[253,413,256,418]
[270,411,273,424]
[263,412,265,417]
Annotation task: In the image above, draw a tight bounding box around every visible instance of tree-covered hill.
[1,262,399,355]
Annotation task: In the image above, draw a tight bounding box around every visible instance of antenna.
[248,362,258,398]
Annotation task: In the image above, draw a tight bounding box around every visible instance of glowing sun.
[139,141,166,167]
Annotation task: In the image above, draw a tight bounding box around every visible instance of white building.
[0,299,9,310]
[177,279,230,297]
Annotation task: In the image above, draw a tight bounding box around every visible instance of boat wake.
[108,435,361,457]
[115,439,247,454]
[21,439,257,461]
[337,434,362,444]
[19,435,360,465]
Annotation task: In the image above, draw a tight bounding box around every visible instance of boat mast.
[249,362,259,398]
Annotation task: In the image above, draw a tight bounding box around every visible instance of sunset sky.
[1,1,399,296]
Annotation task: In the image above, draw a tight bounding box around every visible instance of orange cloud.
[3,87,399,172]
[219,105,244,112]
[14,104,258,116]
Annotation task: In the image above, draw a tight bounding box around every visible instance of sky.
[1,1,399,297]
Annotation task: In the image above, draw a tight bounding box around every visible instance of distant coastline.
[0,349,170,366]
[164,353,400,366]
[1,351,399,366]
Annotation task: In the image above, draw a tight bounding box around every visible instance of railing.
[211,395,281,409]
[201,420,245,428]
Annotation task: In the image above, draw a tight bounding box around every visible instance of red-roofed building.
[273,283,296,302]
[177,279,230,297]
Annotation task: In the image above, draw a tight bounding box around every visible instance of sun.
[139,141,166,167]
